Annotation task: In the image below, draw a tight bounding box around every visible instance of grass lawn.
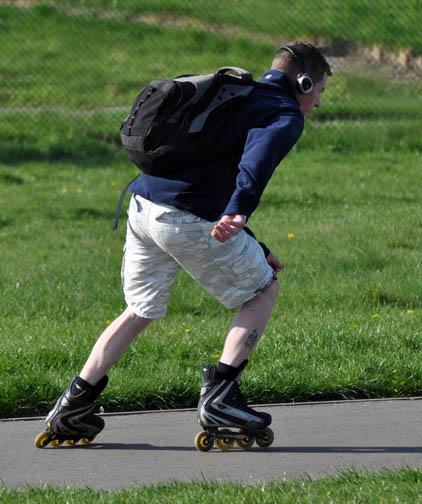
[1,0,421,425]
[2,468,422,503]
[1,146,421,418]
[5,1,422,51]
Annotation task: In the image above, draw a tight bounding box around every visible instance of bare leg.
[219,279,280,368]
[79,306,153,385]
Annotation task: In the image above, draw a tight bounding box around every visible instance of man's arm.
[223,113,304,219]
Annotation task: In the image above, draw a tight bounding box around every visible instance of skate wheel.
[255,427,274,448]
[195,431,213,452]
[235,430,255,450]
[80,435,95,445]
[65,439,77,446]
[34,430,53,449]
[215,429,235,452]
[50,439,64,447]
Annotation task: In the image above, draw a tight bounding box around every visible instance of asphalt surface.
[2,398,422,490]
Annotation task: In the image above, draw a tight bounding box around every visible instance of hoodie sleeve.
[223,112,304,218]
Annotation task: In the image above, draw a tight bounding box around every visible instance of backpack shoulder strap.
[216,67,253,81]
[111,175,140,230]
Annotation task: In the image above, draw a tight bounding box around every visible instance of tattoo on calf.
[244,329,259,350]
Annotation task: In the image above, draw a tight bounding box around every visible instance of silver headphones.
[281,45,313,94]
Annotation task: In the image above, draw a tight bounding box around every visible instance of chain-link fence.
[1,0,422,160]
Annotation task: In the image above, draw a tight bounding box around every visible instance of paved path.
[2,398,422,490]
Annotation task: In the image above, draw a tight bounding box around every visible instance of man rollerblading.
[35,41,331,451]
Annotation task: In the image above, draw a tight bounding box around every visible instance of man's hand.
[211,214,246,243]
[266,251,284,273]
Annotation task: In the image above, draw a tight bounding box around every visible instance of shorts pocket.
[213,232,265,289]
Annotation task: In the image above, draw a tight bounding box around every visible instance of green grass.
[1,146,421,418]
[3,469,422,503]
[4,3,420,148]
[1,3,422,420]
[2,4,422,167]
[7,0,422,51]
[2,4,422,112]
[0,5,273,109]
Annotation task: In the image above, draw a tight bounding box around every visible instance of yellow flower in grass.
[106,320,111,325]
[185,328,191,333]
[351,325,358,329]
[77,188,83,193]
[214,353,221,359]
[408,310,415,314]
[372,314,380,318]
[61,187,67,193]
[288,233,295,239]
[111,181,117,187]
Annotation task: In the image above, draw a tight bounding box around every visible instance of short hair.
[272,41,332,83]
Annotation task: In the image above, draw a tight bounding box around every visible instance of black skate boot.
[34,375,108,448]
[195,364,274,452]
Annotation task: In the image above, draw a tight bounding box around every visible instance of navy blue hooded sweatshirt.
[129,70,304,251]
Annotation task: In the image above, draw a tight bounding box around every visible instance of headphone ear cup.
[297,74,313,94]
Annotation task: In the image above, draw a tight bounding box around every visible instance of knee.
[123,306,153,332]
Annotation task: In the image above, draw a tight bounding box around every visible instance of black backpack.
[113,67,264,230]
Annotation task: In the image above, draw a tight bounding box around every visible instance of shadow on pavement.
[42,443,422,454]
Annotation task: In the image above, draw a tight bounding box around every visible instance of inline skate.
[195,364,274,452]
[34,375,108,448]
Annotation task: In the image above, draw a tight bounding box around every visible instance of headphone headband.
[281,45,313,94]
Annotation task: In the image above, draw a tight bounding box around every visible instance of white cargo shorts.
[121,195,276,318]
